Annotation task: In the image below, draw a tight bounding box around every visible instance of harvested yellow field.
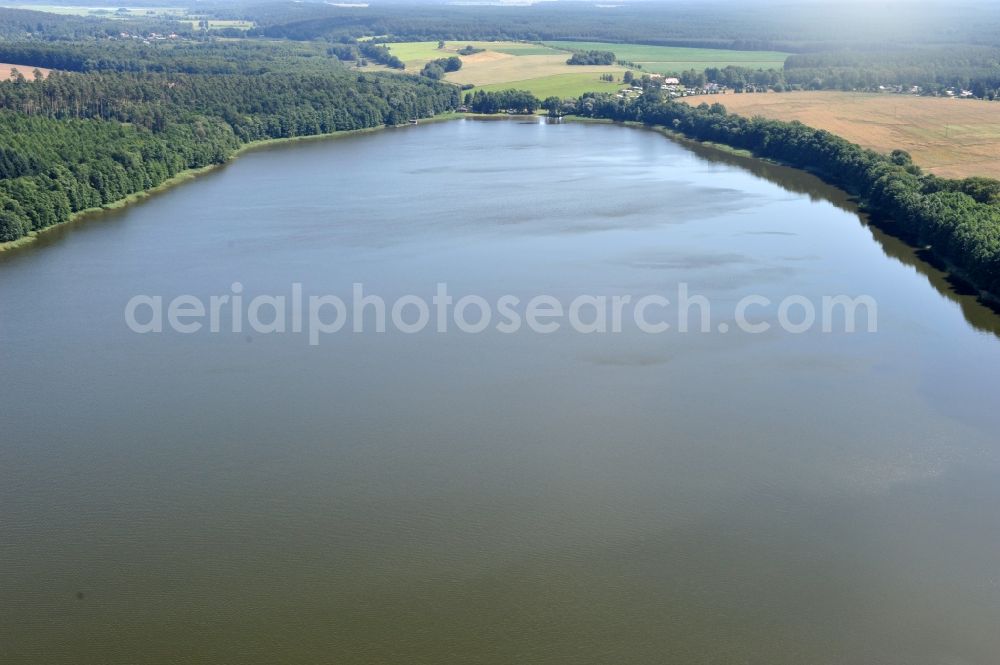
[689,91,1000,179]
[1,64,52,80]
[457,50,509,65]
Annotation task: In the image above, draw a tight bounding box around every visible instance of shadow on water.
[0,204,131,267]
[626,121,1000,338]
[0,155,240,265]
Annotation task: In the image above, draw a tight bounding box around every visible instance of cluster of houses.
[878,84,975,98]
[115,31,182,44]
[878,85,922,94]
[616,73,730,100]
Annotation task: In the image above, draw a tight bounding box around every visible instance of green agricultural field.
[543,41,789,74]
[477,73,623,99]
[385,40,445,64]
[453,41,567,55]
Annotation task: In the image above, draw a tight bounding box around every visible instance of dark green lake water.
[2,119,999,664]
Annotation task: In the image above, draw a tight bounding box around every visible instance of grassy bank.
[0,112,462,253]
[476,73,621,99]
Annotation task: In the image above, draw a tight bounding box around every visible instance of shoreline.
[0,112,464,254]
[0,112,758,255]
[4,110,996,309]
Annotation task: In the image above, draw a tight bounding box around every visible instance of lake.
[2,118,999,664]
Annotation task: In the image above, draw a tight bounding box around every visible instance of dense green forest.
[421,56,461,80]
[228,1,1000,52]
[0,69,457,131]
[0,57,459,243]
[0,9,466,245]
[782,47,1000,98]
[357,42,404,70]
[464,90,539,114]
[0,39,343,75]
[566,50,615,66]
[0,110,232,241]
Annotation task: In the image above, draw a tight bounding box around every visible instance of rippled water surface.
[2,119,999,664]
